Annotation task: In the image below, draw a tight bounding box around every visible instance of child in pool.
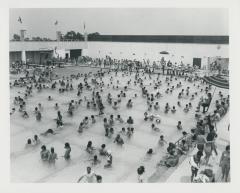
[151,124,160,132]
[158,135,167,147]
[177,121,183,130]
[114,134,124,145]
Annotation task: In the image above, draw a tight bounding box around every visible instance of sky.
[9,8,229,39]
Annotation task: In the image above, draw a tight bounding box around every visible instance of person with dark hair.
[40,128,57,136]
[48,147,58,164]
[99,144,107,156]
[77,167,96,183]
[204,135,213,166]
[88,155,101,166]
[40,145,50,161]
[86,141,95,154]
[137,166,145,183]
[177,121,183,130]
[189,151,203,182]
[201,93,212,113]
[64,142,71,160]
[127,116,134,125]
[96,175,102,183]
[158,135,167,147]
[32,135,41,146]
[219,145,230,182]
[114,134,124,146]
[25,138,32,148]
[116,114,124,123]
[104,150,113,168]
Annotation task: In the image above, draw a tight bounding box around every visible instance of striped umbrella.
[202,74,229,89]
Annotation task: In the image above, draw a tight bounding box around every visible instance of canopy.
[202,74,229,89]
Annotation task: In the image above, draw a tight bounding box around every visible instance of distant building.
[9,30,88,65]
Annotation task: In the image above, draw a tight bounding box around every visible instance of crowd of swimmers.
[10,57,230,183]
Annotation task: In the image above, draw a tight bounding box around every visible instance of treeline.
[11,31,101,41]
[11,33,229,44]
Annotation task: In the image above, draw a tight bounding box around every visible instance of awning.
[202,75,229,89]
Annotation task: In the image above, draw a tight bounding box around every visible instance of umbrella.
[202,74,229,89]
[159,51,169,55]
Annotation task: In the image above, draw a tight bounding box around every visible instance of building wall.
[9,52,21,64]
[84,41,229,67]
[10,41,88,52]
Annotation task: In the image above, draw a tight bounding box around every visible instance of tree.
[62,31,100,41]
[63,31,77,40]
[13,34,20,41]
[88,32,100,39]
[32,36,43,41]
[76,32,84,40]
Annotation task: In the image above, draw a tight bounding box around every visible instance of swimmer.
[48,147,58,164]
[116,114,124,123]
[177,121,183,130]
[171,106,176,113]
[104,150,113,168]
[91,115,96,124]
[99,144,107,156]
[64,142,71,160]
[40,129,57,136]
[86,141,95,154]
[158,135,167,147]
[32,135,41,146]
[184,104,189,112]
[87,155,101,166]
[40,145,50,161]
[25,139,32,148]
[114,134,124,145]
[22,111,29,118]
[151,123,160,132]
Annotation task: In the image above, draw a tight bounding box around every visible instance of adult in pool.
[64,142,71,160]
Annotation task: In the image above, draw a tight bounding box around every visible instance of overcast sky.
[9,8,228,39]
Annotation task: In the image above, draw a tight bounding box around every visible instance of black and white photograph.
[8,7,230,183]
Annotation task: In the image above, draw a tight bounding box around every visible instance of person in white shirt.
[189,151,203,182]
[77,167,97,183]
